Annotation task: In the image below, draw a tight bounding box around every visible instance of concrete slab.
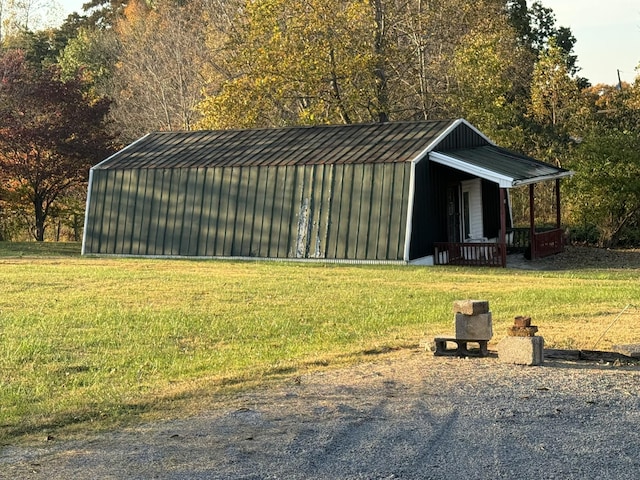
[611,344,640,358]
[497,336,544,366]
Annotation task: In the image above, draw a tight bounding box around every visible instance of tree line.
[0,0,639,247]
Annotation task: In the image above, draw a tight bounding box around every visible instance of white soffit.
[429,151,574,188]
[429,151,515,188]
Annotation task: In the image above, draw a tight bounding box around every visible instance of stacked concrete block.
[497,316,544,366]
[453,300,493,341]
[432,300,493,357]
[507,315,539,337]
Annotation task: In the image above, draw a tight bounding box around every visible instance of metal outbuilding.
[82,119,572,265]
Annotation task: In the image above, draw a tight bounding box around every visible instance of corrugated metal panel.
[166,168,183,255]
[198,168,214,256]
[257,167,273,256]
[433,121,491,151]
[278,166,296,256]
[84,162,411,260]
[146,169,164,255]
[210,167,227,255]
[93,121,456,171]
[83,170,103,254]
[437,145,571,184]
[347,164,364,258]
[106,170,124,254]
[376,164,393,258]
[129,169,144,255]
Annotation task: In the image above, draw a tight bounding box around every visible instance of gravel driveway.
[2,348,639,480]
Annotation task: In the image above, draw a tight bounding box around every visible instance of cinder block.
[454,312,493,340]
[513,316,532,327]
[507,325,538,337]
[432,337,489,357]
[453,300,489,316]
[497,336,544,366]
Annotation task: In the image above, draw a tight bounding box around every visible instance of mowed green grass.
[1,242,639,443]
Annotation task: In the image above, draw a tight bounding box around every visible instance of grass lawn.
[1,241,639,443]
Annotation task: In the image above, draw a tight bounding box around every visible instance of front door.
[446,184,461,243]
[460,179,484,240]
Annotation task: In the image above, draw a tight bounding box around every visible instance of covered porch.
[427,146,573,267]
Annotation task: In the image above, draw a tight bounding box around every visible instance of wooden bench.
[433,337,489,357]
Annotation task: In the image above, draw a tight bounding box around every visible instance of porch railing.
[434,228,565,267]
[434,242,506,267]
[506,228,530,253]
[532,228,565,258]
[507,227,564,256]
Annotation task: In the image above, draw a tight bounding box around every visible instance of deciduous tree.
[58,26,120,96]
[198,0,532,129]
[108,0,211,141]
[529,39,580,129]
[198,0,380,129]
[0,50,113,240]
[448,14,531,146]
[564,73,640,246]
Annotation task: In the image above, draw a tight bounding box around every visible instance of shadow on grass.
[0,241,81,258]
[0,360,331,445]
[0,345,433,445]
[0,402,151,446]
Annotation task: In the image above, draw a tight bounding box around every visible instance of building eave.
[429,151,515,188]
[429,151,574,188]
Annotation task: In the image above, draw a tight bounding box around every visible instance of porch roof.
[429,145,573,188]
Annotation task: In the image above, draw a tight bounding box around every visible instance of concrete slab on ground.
[612,344,640,358]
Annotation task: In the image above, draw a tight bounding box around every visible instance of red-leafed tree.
[0,49,114,241]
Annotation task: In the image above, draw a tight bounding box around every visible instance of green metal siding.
[376,165,393,258]
[433,122,490,151]
[84,163,411,261]
[199,168,216,256]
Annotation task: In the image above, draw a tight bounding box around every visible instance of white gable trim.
[81,169,94,255]
[453,118,496,145]
[410,118,495,166]
[403,161,417,262]
[512,171,574,186]
[90,133,152,170]
[429,151,515,188]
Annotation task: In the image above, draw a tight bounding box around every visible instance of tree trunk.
[73,214,81,242]
[603,207,640,249]
[33,196,46,241]
[370,0,389,123]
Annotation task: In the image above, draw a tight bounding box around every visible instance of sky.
[57,0,639,86]
[541,0,639,85]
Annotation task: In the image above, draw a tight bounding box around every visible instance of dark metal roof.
[430,145,573,187]
[94,120,457,170]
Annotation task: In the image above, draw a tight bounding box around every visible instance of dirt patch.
[508,245,640,270]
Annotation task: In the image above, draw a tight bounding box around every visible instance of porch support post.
[555,178,561,229]
[499,188,507,267]
[529,183,536,259]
